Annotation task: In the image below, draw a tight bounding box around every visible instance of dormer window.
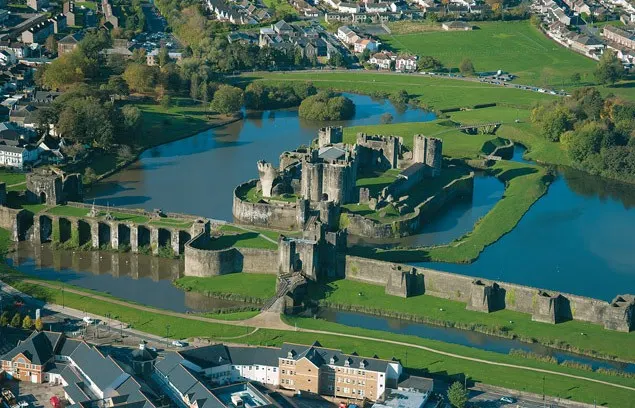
[344,358,352,367]
[287,350,295,359]
[359,360,367,369]
[330,357,336,364]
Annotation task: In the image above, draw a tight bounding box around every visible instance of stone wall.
[183,233,278,277]
[344,256,634,331]
[345,173,474,239]
[0,206,26,241]
[232,180,300,230]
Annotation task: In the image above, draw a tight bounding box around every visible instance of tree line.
[531,87,635,183]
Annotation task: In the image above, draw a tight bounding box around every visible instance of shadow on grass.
[491,166,537,181]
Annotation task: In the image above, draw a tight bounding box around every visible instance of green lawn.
[47,206,90,217]
[6,273,634,407]
[174,274,277,300]
[20,204,48,215]
[0,170,26,186]
[203,231,278,250]
[241,185,299,204]
[262,0,298,15]
[134,97,231,148]
[75,1,97,10]
[308,279,635,362]
[240,72,556,111]
[103,212,150,224]
[149,218,194,229]
[199,310,260,320]
[379,21,596,89]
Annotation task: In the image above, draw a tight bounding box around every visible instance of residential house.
[63,1,78,26]
[441,20,472,30]
[353,38,379,53]
[0,121,36,145]
[291,0,319,16]
[20,20,54,45]
[146,49,183,66]
[338,2,360,13]
[57,31,84,55]
[602,25,635,51]
[0,144,39,168]
[365,1,390,12]
[369,51,394,69]
[9,104,38,128]
[0,42,29,59]
[273,20,295,36]
[227,32,258,45]
[337,25,360,45]
[395,54,417,72]
[0,8,9,25]
[568,33,604,55]
[0,50,15,66]
[27,0,48,11]
[50,14,67,34]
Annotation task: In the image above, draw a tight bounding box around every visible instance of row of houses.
[337,26,380,53]
[368,51,418,71]
[205,0,274,25]
[257,20,345,61]
[0,331,434,407]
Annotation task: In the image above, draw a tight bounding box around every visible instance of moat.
[8,243,635,373]
[86,95,635,300]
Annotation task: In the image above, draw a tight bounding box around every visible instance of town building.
[369,51,393,69]
[26,0,48,11]
[146,49,183,66]
[602,25,635,51]
[20,20,54,45]
[57,31,85,55]
[50,14,67,34]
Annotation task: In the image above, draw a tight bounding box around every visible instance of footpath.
[4,278,635,394]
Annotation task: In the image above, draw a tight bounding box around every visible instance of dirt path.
[15,279,635,393]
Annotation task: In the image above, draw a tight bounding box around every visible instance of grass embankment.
[308,279,635,362]
[43,205,193,229]
[240,72,556,111]
[241,185,299,204]
[0,170,26,188]
[174,274,277,302]
[380,21,596,89]
[4,275,635,407]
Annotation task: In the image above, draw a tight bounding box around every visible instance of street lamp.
[165,324,171,347]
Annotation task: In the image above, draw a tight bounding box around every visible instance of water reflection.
[88,94,436,221]
[319,309,635,372]
[9,242,252,313]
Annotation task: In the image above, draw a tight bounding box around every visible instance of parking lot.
[1,380,65,408]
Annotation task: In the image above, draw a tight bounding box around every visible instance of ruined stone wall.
[238,248,279,274]
[343,256,632,330]
[345,173,474,238]
[232,180,300,230]
[0,207,25,241]
[356,133,400,169]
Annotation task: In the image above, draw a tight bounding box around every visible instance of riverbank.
[174,274,277,304]
[2,272,635,407]
[305,279,635,363]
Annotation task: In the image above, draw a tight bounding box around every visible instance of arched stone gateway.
[136,225,151,252]
[39,215,53,243]
[178,231,191,254]
[98,222,111,249]
[117,224,131,249]
[58,218,72,243]
[78,220,91,246]
[158,228,172,249]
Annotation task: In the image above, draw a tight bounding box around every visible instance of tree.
[0,311,9,326]
[10,312,21,328]
[419,56,444,71]
[447,381,468,408]
[158,46,171,67]
[594,51,624,86]
[298,91,356,120]
[41,51,88,90]
[117,145,136,162]
[34,318,44,331]
[381,113,393,124]
[22,315,32,330]
[570,72,581,85]
[62,143,86,162]
[211,85,244,115]
[540,105,574,142]
[83,167,97,184]
[190,73,199,100]
[459,58,475,76]
[160,94,172,110]
[45,35,58,54]
[122,105,143,134]
[101,76,130,97]
[123,63,156,92]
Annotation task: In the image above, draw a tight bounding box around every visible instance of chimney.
[139,341,146,350]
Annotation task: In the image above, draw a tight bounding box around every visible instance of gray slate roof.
[226,346,280,367]
[177,344,231,369]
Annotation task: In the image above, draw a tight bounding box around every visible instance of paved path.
[9,279,635,393]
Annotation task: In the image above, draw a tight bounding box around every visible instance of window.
[282,369,286,374]
[344,388,350,393]
[273,368,277,372]
[346,378,350,383]
[336,387,341,392]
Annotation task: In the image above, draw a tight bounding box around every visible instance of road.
[0,279,623,407]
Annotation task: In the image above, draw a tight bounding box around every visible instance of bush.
[245,82,316,110]
[298,91,356,121]
[211,85,244,115]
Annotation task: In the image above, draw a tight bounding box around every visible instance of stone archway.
[178,231,191,254]
[98,222,111,249]
[39,192,46,204]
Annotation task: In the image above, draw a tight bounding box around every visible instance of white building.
[395,54,417,72]
[0,144,39,169]
[369,51,394,69]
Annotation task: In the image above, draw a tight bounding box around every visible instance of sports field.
[379,21,597,88]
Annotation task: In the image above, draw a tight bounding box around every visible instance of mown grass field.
[4,272,634,407]
[308,279,635,362]
[241,71,556,110]
[380,21,596,88]
[174,274,277,300]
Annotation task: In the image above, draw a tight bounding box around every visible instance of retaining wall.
[345,173,474,239]
[232,180,299,230]
[344,256,633,330]
[0,206,25,241]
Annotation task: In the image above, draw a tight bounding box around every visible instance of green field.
[308,279,635,361]
[380,21,596,88]
[47,206,90,217]
[174,273,277,300]
[239,72,556,111]
[0,170,26,186]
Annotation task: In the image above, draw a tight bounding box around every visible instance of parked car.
[172,340,186,347]
[500,396,515,404]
